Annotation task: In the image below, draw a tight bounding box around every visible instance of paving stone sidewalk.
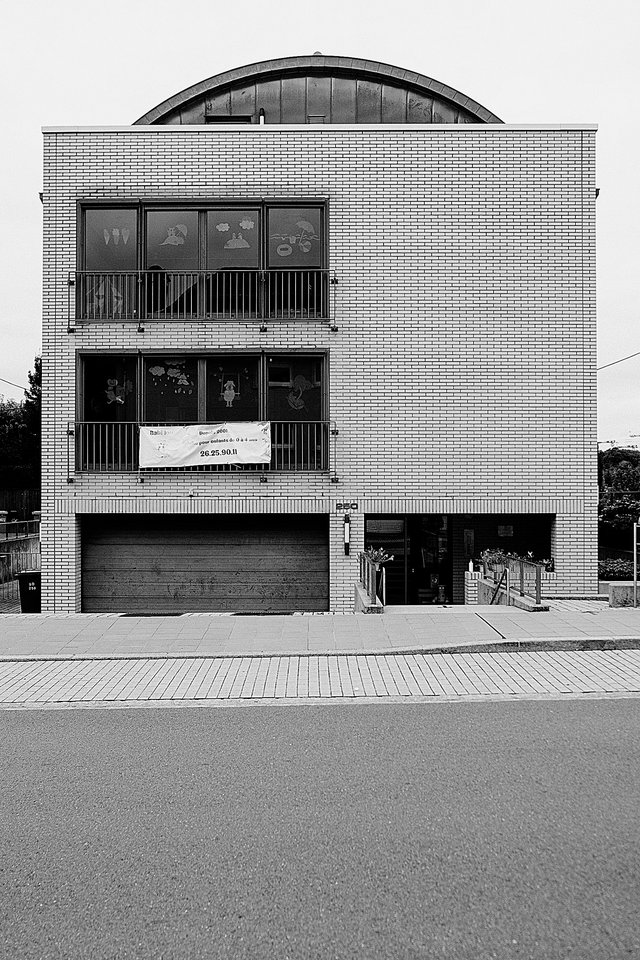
[2,649,640,707]
[2,604,640,706]
[2,602,640,660]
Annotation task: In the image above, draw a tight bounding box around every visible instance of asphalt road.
[2,700,640,959]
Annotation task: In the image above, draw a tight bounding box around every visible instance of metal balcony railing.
[70,421,337,475]
[0,520,40,541]
[69,269,336,322]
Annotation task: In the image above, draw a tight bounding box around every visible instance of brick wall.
[42,124,598,612]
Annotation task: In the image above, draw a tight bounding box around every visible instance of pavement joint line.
[472,611,508,639]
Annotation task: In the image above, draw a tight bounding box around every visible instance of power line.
[0,376,28,392]
[598,350,640,371]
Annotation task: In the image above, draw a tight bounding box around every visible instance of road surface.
[2,699,639,959]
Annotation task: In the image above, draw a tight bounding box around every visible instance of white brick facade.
[41,123,598,612]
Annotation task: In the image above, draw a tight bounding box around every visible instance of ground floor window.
[365,514,553,605]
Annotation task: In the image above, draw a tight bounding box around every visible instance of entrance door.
[365,514,452,605]
[406,515,452,604]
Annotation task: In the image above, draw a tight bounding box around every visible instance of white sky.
[0,0,638,444]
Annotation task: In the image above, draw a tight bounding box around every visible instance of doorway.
[365,515,452,605]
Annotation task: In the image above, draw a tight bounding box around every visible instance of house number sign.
[336,502,358,511]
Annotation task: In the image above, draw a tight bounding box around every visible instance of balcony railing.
[70,421,336,475]
[0,520,40,541]
[69,269,336,323]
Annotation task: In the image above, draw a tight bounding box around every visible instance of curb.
[2,636,640,664]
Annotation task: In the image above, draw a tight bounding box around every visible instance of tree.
[0,356,41,488]
[22,355,41,486]
[598,447,640,554]
[599,446,640,489]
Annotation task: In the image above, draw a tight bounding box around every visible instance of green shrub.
[598,558,635,580]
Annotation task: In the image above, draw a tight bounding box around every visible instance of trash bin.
[18,570,41,613]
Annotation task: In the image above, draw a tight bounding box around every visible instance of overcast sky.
[1,0,638,444]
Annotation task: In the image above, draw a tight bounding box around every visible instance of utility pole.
[634,519,640,608]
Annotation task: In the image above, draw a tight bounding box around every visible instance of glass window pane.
[145,211,199,270]
[268,208,322,268]
[206,356,260,422]
[207,209,260,269]
[82,356,137,421]
[145,358,198,422]
[267,355,323,420]
[84,209,137,270]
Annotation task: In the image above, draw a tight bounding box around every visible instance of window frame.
[78,350,329,424]
[78,199,328,273]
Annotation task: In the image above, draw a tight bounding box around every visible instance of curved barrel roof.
[135,55,502,125]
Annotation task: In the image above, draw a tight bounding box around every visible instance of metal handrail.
[70,420,336,475]
[69,269,336,322]
[490,569,508,605]
[359,553,386,606]
[483,557,543,604]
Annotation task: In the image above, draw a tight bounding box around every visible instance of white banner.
[139,422,271,468]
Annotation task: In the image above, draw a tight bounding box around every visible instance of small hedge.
[598,558,635,580]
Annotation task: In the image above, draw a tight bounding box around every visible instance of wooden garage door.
[82,515,329,613]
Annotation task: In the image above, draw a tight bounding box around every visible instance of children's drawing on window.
[160,224,188,246]
[271,219,318,258]
[218,368,251,407]
[223,381,236,407]
[224,233,250,250]
[105,378,133,405]
[91,278,123,315]
[148,361,194,395]
[103,227,131,246]
[287,374,314,411]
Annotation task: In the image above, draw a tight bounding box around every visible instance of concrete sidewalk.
[2,601,640,660]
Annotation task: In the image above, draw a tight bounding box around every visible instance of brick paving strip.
[1,650,640,707]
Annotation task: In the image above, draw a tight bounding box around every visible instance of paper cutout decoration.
[102,227,131,246]
[160,224,188,246]
[105,378,133,405]
[287,375,314,411]
[223,381,236,407]
[271,219,318,257]
[224,233,250,250]
[148,361,194,395]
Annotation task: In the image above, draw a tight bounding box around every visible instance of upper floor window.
[207,209,261,270]
[76,202,330,322]
[146,210,199,271]
[84,208,137,272]
[79,352,325,423]
[267,208,322,268]
[76,352,330,473]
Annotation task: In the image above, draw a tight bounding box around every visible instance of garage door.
[82,515,329,613]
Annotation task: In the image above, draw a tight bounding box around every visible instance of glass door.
[407,515,452,604]
[365,515,453,605]
[364,516,407,604]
